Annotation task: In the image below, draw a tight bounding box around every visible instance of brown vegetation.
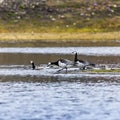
[0,31,119,41]
[0,0,119,40]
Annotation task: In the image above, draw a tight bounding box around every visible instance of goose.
[73,52,95,70]
[30,61,43,70]
[30,61,36,70]
[47,59,74,72]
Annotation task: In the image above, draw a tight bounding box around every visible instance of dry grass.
[0,31,119,41]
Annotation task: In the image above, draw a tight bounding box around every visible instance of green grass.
[0,16,119,33]
[83,69,120,73]
[0,0,119,36]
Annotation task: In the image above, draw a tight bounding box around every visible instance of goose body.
[48,59,74,72]
[48,59,73,67]
[73,52,95,69]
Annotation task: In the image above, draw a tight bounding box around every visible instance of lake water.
[0,41,120,120]
[0,82,120,120]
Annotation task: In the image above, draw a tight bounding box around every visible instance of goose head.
[47,62,51,67]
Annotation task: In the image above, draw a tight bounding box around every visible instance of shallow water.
[0,47,120,55]
[0,44,120,120]
[0,47,120,65]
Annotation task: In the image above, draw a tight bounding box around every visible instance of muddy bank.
[1,39,120,47]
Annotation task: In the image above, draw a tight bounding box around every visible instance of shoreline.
[0,31,119,42]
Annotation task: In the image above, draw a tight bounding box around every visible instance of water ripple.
[0,47,120,56]
[0,82,120,120]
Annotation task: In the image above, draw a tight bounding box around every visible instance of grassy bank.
[0,0,119,41]
[82,69,120,73]
[0,31,119,41]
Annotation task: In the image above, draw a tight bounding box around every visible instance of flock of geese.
[30,51,96,73]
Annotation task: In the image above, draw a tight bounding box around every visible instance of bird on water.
[30,61,44,70]
[73,52,95,70]
[47,59,74,73]
[30,61,36,70]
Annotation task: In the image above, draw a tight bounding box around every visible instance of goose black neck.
[74,52,78,62]
[51,61,59,66]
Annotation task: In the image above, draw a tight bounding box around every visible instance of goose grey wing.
[64,59,74,65]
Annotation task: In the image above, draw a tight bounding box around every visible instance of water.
[0,47,120,65]
[0,41,120,120]
[0,82,120,120]
[0,47,120,55]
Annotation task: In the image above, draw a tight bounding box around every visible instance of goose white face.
[30,61,34,64]
[48,62,51,66]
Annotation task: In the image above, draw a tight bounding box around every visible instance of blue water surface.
[0,81,120,120]
[0,46,120,120]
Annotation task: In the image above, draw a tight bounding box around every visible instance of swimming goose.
[73,52,95,70]
[30,61,43,70]
[30,61,36,70]
[48,59,74,72]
